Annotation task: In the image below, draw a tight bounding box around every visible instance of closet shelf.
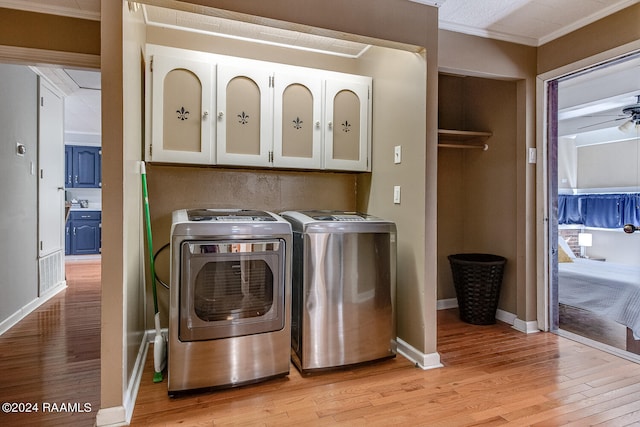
[438,129,492,151]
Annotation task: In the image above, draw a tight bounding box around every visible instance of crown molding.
[0,0,100,21]
[0,45,100,69]
[408,0,446,7]
[439,21,539,47]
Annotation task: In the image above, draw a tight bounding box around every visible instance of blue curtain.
[558,194,582,224]
[582,195,622,228]
[558,193,640,228]
[623,193,640,226]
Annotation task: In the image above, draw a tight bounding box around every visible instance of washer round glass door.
[179,239,286,341]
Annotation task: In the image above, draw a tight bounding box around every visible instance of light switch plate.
[528,147,537,164]
[393,185,401,204]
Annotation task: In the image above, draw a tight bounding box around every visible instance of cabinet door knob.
[203,111,209,119]
[328,121,333,130]
[218,111,224,119]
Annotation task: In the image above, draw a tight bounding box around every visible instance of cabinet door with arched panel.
[324,78,371,172]
[216,64,273,167]
[273,72,323,169]
[148,51,214,164]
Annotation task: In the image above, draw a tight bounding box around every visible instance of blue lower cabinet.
[67,211,101,255]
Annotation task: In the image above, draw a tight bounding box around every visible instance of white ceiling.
[557,54,640,143]
[437,0,640,47]
[3,0,639,139]
[143,5,372,58]
[34,67,102,136]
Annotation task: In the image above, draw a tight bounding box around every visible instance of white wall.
[575,137,640,265]
[588,229,640,265]
[578,138,640,190]
[0,64,39,330]
[558,136,577,191]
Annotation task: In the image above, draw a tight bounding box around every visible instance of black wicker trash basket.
[448,253,506,325]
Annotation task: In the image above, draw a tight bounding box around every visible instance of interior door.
[38,79,65,257]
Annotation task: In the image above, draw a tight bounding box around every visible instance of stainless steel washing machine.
[280,210,396,373]
[168,209,291,395]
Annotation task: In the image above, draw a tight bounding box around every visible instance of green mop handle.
[141,161,158,315]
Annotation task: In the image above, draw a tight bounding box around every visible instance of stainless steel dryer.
[280,210,396,373]
[168,209,291,395]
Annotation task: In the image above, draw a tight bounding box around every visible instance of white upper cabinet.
[216,64,273,167]
[324,77,371,172]
[273,72,323,169]
[148,49,214,165]
[146,44,371,172]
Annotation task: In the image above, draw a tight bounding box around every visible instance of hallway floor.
[0,259,100,427]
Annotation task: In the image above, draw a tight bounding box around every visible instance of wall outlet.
[393,185,401,204]
[394,145,402,164]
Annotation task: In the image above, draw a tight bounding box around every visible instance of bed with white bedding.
[558,257,640,340]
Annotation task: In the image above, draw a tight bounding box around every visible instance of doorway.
[548,52,640,357]
[53,68,103,260]
[0,62,102,420]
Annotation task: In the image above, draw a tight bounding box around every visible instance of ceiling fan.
[618,95,640,132]
[578,95,640,132]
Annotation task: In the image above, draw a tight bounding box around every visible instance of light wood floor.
[5,261,640,426]
[131,314,640,426]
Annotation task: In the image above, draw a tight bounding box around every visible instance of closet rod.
[438,143,489,151]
